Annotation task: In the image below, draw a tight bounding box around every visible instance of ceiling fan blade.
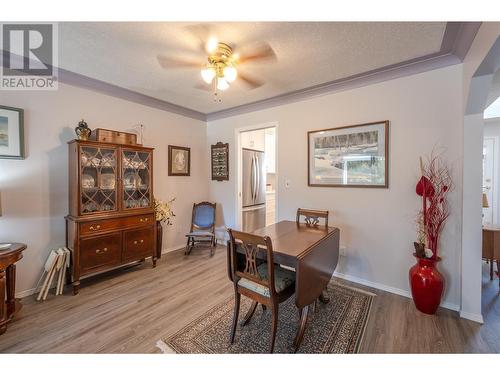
[237,42,277,64]
[183,23,217,53]
[157,55,201,69]
[238,72,263,89]
[194,82,213,91]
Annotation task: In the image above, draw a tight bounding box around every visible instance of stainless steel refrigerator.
[242,148,266,232]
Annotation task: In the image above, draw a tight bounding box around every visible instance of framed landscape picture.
[168,145,190,176]
[308,121,389,188]
[0,105,24,159]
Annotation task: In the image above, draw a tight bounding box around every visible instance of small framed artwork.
[211,142,229,181]
[308,120,389,188]
[168,145,191,176]
[0,105,25,159]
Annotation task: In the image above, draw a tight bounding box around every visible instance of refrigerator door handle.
[255,154,260,202]
[250,154,256,203]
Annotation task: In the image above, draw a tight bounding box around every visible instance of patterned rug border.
[159,281,376,354]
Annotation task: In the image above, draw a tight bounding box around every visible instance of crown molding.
[206,22,482,121]
[58,68,207,121]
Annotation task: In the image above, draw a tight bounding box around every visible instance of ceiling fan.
[157,30,277,101]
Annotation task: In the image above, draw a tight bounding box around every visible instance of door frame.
[483,136,498,224]
[234,121,279,230]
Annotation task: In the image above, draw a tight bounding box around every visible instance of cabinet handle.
[140,239,144,243]
[133,240,144,245]
[140,218,149,222]
[89,225,101,231]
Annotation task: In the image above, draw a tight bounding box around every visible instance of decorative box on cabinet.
[65,139,156,295]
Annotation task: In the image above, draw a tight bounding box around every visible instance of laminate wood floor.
[0,247,499,353]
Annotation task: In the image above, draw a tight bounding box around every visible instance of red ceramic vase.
[409,254,444,314]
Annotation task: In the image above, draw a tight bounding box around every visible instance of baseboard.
[16,286,41,299]
[459,310,484,324]
[161,244,186,255]
[333,271,460,312]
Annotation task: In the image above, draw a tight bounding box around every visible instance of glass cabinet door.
[80,145,118,214]
[122,149,152,210]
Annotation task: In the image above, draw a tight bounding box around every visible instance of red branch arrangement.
[415,152,453,260]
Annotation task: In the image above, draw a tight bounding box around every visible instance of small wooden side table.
[483,226,500,286]
[0,243,26,335]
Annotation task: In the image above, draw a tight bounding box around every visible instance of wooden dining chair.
[296,208,329,228]
[185,202,217,256]
[227,229,296,353]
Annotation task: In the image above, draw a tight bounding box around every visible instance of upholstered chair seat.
[237,263,296,297]
[187,230,214,237]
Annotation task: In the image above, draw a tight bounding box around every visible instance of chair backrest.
[191,202,216,230]
[227,229,277,297]
[296,208,329,228]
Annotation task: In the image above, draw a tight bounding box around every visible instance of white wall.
[207,65,464,308]
[0,83,208,296]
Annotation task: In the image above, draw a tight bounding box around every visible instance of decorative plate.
[100,173,116,190]
[124,173,141,189]
[82,174,95,189]
[81,151,91,167]
[101,153,116,167]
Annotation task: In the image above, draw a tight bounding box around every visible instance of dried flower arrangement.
[153,197,175,225]
[414,151,453,260]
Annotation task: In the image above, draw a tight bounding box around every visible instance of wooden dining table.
[235,220,340,350]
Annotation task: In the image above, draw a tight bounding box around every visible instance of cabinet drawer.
[122,214,154,227]
[80,233,121,273]
[123,227,154,262]
[80,218,122,235]
[79,214,154,235]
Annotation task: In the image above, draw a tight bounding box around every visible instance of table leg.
[491,258,494,281]
[6,264,17,318]
[318,288,330,304]
[497,260,500,288]
[0,269,7,334]
[293,304,310,353]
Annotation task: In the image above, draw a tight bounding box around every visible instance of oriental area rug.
[157,282,375,354]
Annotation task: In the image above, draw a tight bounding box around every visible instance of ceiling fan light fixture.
[206,37,218,54]
[201,66,216,84]
[217,77,229,91]
[223,65,237,82]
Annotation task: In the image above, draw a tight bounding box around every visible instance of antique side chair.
[227,228,296,353]
[296,208,329,228]
[185,202,217,256]
[296,208,330,307]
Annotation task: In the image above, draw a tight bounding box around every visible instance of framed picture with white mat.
[0,105,24,159]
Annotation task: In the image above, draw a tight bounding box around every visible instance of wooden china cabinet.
[65,139,156,295]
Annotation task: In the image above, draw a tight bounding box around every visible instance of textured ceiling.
[58,22,447,114]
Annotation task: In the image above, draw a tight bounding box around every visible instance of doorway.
[235,123,278,232]
[462,35,500,323]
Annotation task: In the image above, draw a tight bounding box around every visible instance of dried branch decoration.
[154,197,176,225]
[415,150,453,259]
